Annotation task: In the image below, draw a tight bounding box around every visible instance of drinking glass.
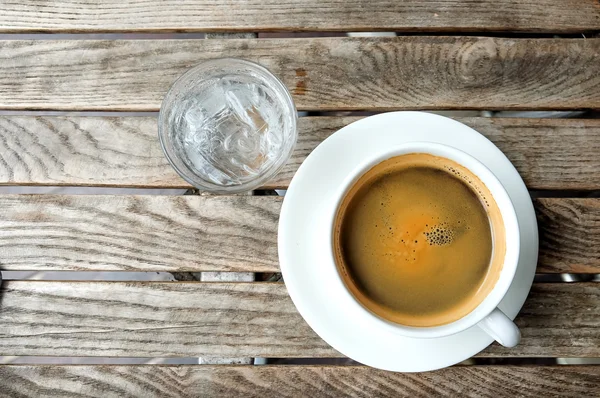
[159,58,297,194]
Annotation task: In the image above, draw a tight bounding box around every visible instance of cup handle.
[477,308,521,347]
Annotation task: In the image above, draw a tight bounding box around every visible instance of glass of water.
[158,58,297,194]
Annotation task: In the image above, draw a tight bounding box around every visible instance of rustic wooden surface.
[0,1,598,394]
[0,195,597,273]
[0,116,184,188]
[0,195,279,272]
[1,116,599,191]
[1,38,599,111]
[537,198,600,274]
[0,281,597,357]
[0,365,598,397]
[1,0,599,33]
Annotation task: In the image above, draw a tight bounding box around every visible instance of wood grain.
[0,282,597,358]
[0,365,598,397]
[1,1,599,33]
[0,116,185,188]
[0,281,333,357]
[536,198,600,274]
[0,196,598,273]
[1,38,599,111]
[1,116,599,190]
[483,284,600,357]
[0,195,279,272]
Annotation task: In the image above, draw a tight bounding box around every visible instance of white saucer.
[278,112,538,372]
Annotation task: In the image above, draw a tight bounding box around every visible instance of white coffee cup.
[326,141,521,347]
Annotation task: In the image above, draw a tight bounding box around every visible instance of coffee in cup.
[333,153,506,327]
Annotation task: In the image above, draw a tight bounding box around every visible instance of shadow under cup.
[332,152,507,329]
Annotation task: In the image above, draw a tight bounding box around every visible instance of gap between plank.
[1,356,598,365]
[0,271,261,282]
[1,187,600,198]
[1,272,598,282]
[0,109,594,117]
[0,32,596,40]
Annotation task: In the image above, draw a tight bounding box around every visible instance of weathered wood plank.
[1,38,599,111]
[0,365,598,397]
[482,284,600,357]
[1,0,599,33]
[0,196,598,273]
[1,116,599,191]
[536,198,600,274]
[0,116,184,188]
[0,195,280,272]
[0,281,332,357]
[0,282,597,357]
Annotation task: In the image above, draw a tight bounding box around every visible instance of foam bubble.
[424,223,455,246]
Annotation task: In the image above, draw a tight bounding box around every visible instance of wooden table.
[0,1,599,396]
